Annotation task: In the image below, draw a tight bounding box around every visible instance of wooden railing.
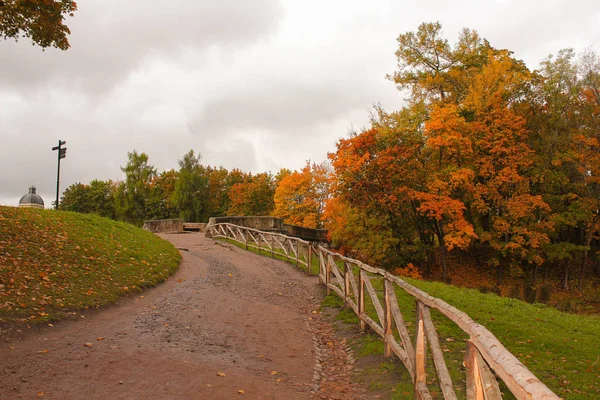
[207,223,560,400]
[208,223,314,273]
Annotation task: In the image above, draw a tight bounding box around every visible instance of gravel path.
[0,232,364,399]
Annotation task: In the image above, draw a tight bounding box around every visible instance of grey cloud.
[188,79,373,136]
[0,0,284,95]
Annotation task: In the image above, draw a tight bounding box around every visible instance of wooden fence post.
[465,340,502,400]
[326,256,331,295]
[296,240,300,268]
[414,302,427,398]
[359,269,365,331]
[344,262,350,306]
[271,234,274,258]
[383,279,393,358]
[307,244,312,276]
[244,229,248,250]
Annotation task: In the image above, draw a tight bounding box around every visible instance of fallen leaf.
[97,337,104,341]
[38,349,48,354]
[270,371,278,375]
[84,343,93,347]
[217,372,226,377]
[37,392,44,397]
[238,389,245,394]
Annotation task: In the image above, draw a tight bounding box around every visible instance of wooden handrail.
[207,222,560,400]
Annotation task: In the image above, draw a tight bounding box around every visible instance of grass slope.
[404,278,600,399]
[0,206,181,322]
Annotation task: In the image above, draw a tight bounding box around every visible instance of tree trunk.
[532,264,539,287]
[496,264,504,287]
[563,262,569,291]
[440,244,448,283]
[578,249,588,289]
[425,248,434,279]
[435,220,448,283]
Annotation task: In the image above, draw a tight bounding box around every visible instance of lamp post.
[51,140,67,209]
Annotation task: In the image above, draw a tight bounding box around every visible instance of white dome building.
[18,186,45,209]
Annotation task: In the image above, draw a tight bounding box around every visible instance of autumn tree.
[0,0,77,50]
[574,49,600,287]
[205,166,231,217]
[227,173,275,216]
[389,21,489,104]
[273,162,331,229]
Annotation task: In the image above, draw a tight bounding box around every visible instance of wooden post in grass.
[358,269,365,331]
[244,229,248,250]
[383,278,393,358]
[296,240,300,268]
[465,340,502,400]
[344,262,350,306]
[257,233,261,255]
[414,302,427,398]
[307,244,312,276]
[271,234,274,258]
[326,256,331,295]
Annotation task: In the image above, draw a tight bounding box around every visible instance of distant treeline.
[60,150,331,230]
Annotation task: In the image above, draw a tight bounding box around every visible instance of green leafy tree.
[60,179,116,219]
[147,170,179,220]
[172,150,210,222]
[115,151,156,226]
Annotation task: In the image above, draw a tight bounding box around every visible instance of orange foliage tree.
[273,162,331,228]
[227,173,275,217]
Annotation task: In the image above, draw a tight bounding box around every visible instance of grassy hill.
[0,206,180,322]
[322,275,600,400]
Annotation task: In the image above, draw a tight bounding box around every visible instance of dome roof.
[19,186,45,208]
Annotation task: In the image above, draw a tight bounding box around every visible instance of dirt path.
[0,233,364,399]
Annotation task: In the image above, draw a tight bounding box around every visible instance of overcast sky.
[1,0,599,207]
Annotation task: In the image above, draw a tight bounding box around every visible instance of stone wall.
[142,219,184,233]
[207,216,284,232]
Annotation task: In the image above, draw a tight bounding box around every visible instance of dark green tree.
[115,151,156,226]
[172,150,210,222]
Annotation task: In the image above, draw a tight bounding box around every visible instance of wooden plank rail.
[206,223,560,400]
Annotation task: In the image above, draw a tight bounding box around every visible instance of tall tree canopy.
[0,0,77,50]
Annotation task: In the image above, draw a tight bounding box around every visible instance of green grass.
[0,206,181,323]
[404,278,600,400]
[218,236,321,275]
[346,271,600,399]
